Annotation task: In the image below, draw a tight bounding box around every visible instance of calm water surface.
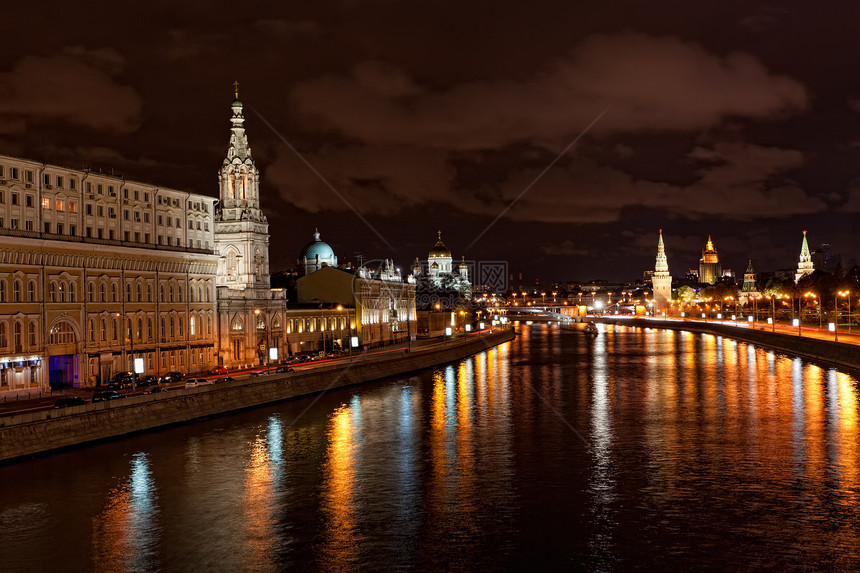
[1,323,859,571]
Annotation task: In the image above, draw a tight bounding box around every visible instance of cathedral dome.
[429,230,452,258]
[299,229,335,261]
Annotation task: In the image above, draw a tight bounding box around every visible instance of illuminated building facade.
[739,260,759,304]
[0,155,219,393]
[795,230,814,282]
[651,229,672,312]
[698,236,722,285]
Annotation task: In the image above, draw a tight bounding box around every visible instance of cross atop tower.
[233,80,240,100]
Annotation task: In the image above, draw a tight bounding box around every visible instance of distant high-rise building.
[651,229,672,312]
[795,230,814,282]
[699,236,722,285]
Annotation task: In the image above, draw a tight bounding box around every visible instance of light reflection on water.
[0,324,859,570]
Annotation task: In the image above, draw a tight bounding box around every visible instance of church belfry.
[214,85,270,292]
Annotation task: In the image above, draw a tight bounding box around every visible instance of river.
[1,322,858,571]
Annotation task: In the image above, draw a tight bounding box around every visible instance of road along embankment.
[0,329,515,463]
[594,317,860,371]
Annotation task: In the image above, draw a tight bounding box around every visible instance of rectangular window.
[69,201,77,213]
[25,220,33,231]
[56,223,63,234]
[70,224,76,236]
[124,231,130,241]
[0,191,3,203]
[86,227,92,238]
[134,210,140,222]
[41,197,51,209]
[144,212,149,223]
[188,220,193,229]
[124,210,129,220]
[176,217,180,227]
[56,199,64,212]
[10,167,19,179]
[11,193,19,205]
[167,217,172,227]
[0,166,4,177]
[123,188,128,199]
[144,233,150,243]
[109,229,114,240]
[134,231,140,242]
[44,222,50,233]
[57,176,63,188]
[25,195,33,207]
[97,184,103,195]
[97,205,104,217]
[86,204,92,215]
[70,178,76,190]
[43,173,50,185]
[0,218,4,228]
[97,228,103,239]
[25,170,33,183]
[86,182,91,192]
[109,207,115,218]
[144,192,149,202]
[134,190,139,200]
[157,215,162,225]
[11,218,18,229]
[109,186,115,197]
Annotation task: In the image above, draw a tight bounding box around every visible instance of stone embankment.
[594,317,860,371]
[0,329,515,462]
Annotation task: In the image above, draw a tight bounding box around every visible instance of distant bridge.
[505,306,579,322]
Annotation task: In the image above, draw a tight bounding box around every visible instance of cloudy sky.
[2,1,859,285]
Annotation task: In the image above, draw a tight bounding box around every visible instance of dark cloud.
[290,32,807,150]
[0,48,141,133]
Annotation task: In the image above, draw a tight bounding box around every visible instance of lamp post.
[836,290,850,340]
[254,309,269,369]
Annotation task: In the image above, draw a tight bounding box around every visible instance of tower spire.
[795,230,814,282]
[233,80,239,100]
[652,229,672,313]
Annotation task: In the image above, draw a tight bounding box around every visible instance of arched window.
[272,315,281,329]
[100,319,107,341]
[49,322,76,345]
[27,281,35,302]
[178,285,183,302]
[226,251,237,280]
[136,283,142,302]
[178,318,183,337]
[28,321,36,347]
[112,317,119,341]
[126,283,131,302]
[190,315,196,336]
[147,318,153,340]
[206,316,212,335]
[100,283,106,302]
[199,286,204,302]
[49,282,57,302]
[169,317,175,337]
[0,322,6,348]
[160,317,166,341]
[254,248,262,277]
[89,319,95,342]
[160,285,165,302]
[111,283,118,302]
[205,284,210,302]
[13,280,22,303]
[169,285,174,303]
[14,321,23,349]
[88,282,95,302]
[147,284,153,302]
[189,285,195,302]
[0,280,6,302]
[136,318,143,340]
[232,318,242,331]
[57,282,65,302]
[68,281,75,302]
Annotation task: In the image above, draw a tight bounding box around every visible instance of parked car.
[139,375,161,387]
[55,397,88,408]
[249,370,267,377]
[210,365,228,375]
[184,380,200,389]
[214,376,235,384]
[107,371,134,390]
[162,371,185,384]
[197,378,214,386]
[275,365,294,373]
[145,386,167,394]
[92,391,124,402]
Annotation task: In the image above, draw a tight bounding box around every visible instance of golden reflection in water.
[241,415,283,573]
[92,453,158,573]
[320,402,361,570]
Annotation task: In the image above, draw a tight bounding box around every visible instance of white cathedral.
[412,231,471,295]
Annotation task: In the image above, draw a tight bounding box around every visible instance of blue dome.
[299,229,335,261]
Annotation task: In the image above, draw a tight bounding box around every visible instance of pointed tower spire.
[795,230,814,282]
[652,229,672,313]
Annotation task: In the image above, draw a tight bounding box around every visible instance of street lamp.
[804,292,820,331]
[254,309,269,369]
[839,290,852,334]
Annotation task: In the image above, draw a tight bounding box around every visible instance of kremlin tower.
[795,230,814,282]
[651,229,672,313]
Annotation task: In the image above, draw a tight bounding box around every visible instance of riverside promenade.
[0,328,515,462]
[591,315,860,372]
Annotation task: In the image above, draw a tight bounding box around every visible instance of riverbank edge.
[0,329,515,463]
[593,317,860,371]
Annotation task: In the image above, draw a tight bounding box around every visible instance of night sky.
[2,1,859,285]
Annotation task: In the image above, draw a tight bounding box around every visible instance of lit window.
[42,197,51,209]
[56,199,64,212]
[69,201,77,213]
